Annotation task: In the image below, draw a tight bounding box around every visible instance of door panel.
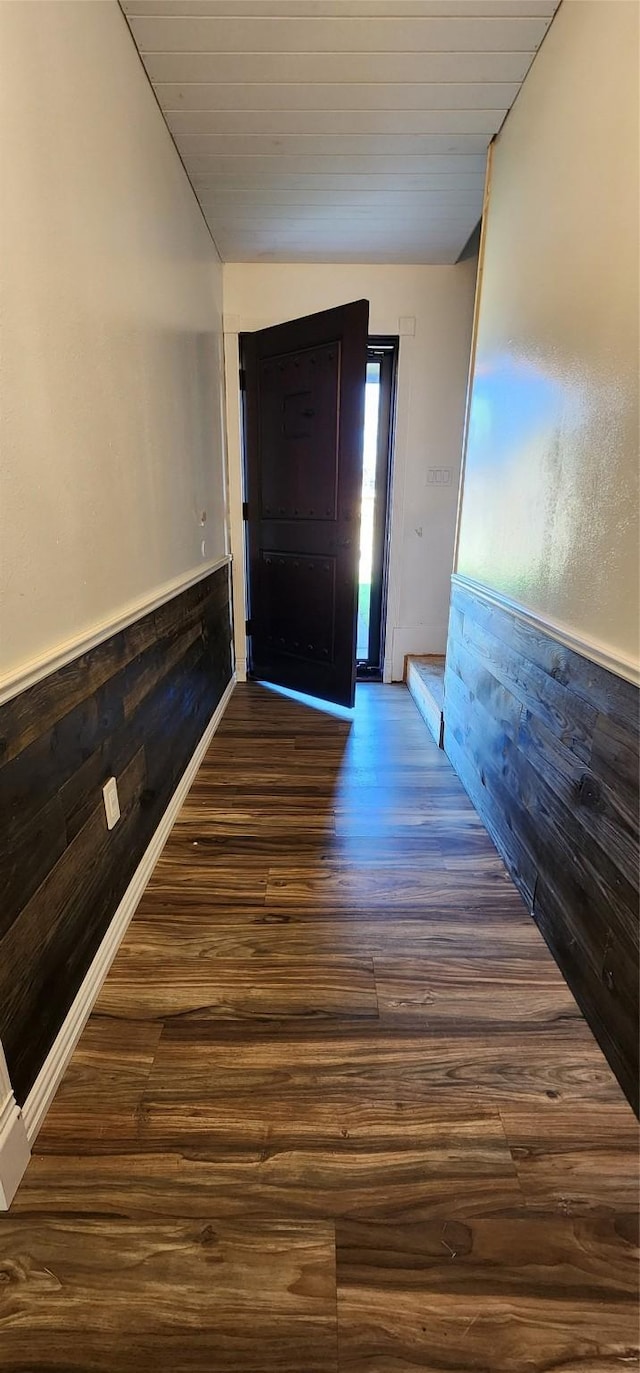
[243,299,369,707]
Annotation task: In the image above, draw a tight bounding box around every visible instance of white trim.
[452,142,493,577]
[451,573,640,687]
[21,673,236,1147]
[0,1046,30,1211]
[381,332,411,683]
[0,1042,12,1105]
[0,556,232,708]
[223,328,248,682]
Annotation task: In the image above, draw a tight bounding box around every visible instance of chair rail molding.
[0,555,232,709]
[451,573,640,688]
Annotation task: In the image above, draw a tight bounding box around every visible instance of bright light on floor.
[256,680,355,720]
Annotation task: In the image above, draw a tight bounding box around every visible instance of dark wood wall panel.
[0,566,233,1106]
[444,582,639,1113]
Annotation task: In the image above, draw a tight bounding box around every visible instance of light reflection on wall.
[461,352,570,598]
[468,354,566,473]
[458,326,639,651]
[453,0,639,666]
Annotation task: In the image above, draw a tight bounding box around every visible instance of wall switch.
[103,777,120,830]
[398,315,416,336]
[426,468,453,486]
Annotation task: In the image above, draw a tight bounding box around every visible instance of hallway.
[2,683,638,1370]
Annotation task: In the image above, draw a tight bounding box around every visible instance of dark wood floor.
[2,683,638,1371]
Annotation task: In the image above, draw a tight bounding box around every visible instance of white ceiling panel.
[179,134,492,154]
[186,153,487,172]
[128,14,552,50]
[121,0,560,263]
[211,207,473,223]
[202,187,486,201]
[189,174,487,191]
[122,3,558,17]
[165,109,506,135]
[142,51,536,83]
[154,82,521,110]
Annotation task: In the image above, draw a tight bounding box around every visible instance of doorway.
[238,314,397,702]
[239,300,370,708]
[356,337,398,680]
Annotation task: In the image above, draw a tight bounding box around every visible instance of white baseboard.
[0,1046,29,1211]
[0,1096,30,1210]
[389,624,450,682]
[20,673,236,1149]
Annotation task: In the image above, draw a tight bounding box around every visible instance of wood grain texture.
[3,682,638,1371]
[500,1102,640,1216]
[96,956,379,1022]
[0,1218,338,1372]
[444,582,639,1112]
[336,1216,639,1373]
[374,956,581,1026]
[0,565,232,1103]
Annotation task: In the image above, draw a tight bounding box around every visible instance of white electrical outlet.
[103,776,120,830]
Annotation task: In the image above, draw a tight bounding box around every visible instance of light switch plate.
[103,776,120,830]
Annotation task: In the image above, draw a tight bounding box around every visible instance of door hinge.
[239,367,246,392]
[242,500,249,520]
[245,618,252,636]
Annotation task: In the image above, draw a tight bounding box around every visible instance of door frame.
[223,311,408,686]
[357,336,398,680]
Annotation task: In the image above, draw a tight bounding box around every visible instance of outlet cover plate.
[103,777,120,830]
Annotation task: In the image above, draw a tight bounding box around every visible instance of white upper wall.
[224,260,477,678]
[456,0,639,674]
[0,0,227,690]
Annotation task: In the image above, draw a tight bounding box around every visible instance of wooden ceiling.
[121,0,561,263]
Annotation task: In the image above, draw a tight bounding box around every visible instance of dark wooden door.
[242,299,369,708]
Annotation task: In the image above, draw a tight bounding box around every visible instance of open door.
[242,299,369,708]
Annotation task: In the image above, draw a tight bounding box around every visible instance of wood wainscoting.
[0,565,233,1106]
[444,581,639,1114]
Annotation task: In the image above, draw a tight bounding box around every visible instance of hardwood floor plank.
[500,1103,640,1216]
[12,1144,523,1223]
[144,1018,622,1108]
[137,1100,518,1167]
[117,912,575,962]
[33,1018,163,1156]
[336,1216,638,1372]
[137,859,269,906]
[167,808,337,836]
[95,956,379,1022]
[0,1218,338,1372]
[265,864,526,910]
[158,834,458,864]
[374,956,581,1026]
